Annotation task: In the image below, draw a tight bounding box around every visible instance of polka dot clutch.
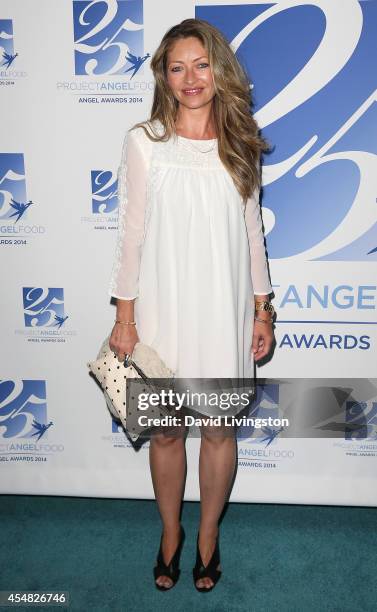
[87,336,175,441]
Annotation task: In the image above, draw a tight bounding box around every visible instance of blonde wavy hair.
[133,18,270,203]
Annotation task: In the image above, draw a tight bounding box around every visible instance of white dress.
[108,119,272,408]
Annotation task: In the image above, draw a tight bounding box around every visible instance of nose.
[184,66,196,85]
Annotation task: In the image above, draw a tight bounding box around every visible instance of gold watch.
[255,300,275,317]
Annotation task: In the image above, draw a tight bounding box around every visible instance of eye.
[198,63,209,68]
[170,66,182,72]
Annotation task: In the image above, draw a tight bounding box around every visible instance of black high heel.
[193,532,222,592]
[153,525,185,591]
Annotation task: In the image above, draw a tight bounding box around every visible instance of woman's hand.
[252,319,275,361]
[109,323,139,362]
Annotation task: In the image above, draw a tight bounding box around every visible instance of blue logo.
[22,288,69,328]
[345,400,377,440]
[112,419,123,433]
[237,382,283,444]
[91,170,118,213]
[73,0,149,76]
[0,19,18,68]
[0,380,50,439]
[0,154,34,222]
[197,1,377,261]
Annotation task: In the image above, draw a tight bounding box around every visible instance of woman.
[108,18,275,592]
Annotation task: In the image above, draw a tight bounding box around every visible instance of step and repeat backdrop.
[1,0,377,506]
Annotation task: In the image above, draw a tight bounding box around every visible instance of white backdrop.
[1,0,376,506]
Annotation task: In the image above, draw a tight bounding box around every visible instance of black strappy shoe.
[193,532,222,592]
[153,525,185,591]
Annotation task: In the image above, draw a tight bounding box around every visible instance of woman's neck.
[175,105,217,140]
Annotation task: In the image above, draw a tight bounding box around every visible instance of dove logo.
[73,0,148,77]
[0,154,28,221]
[345,400,377,441]
[0,19,17,68]
[15,288,76,340]
[91,170,118,214]
[81,169,118,227]
[236,382,283,445]
[0,153,44,244]
[197,1,377,262]
[236,382,295,471]
[0,380,47,439]
[0,19,26,80]
[22,288,68,328]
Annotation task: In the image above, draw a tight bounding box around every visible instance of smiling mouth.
[182,88,203,95]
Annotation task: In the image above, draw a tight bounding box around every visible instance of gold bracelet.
[254,316,273,324]
[115,320,136,325]
[255,300,275,317]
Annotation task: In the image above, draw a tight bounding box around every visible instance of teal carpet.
[0,495,376,612]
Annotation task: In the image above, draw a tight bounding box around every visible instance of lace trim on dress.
[108,129,129,298]
[154,138,223,169]
[151,119,223,170]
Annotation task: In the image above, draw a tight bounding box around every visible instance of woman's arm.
[108,127,149,359]
[244,182,272,301]
[244,179,274,360]
[108,127,149,303]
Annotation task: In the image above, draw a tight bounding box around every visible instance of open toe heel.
[153,525,185,591]
[193,532,222,592]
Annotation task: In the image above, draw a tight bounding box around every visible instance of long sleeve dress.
[108,118,272,414]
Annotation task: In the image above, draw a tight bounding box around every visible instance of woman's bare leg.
[196,421,237,589]
[149,423,187,588]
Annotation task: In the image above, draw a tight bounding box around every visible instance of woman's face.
[166,36,215,111]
